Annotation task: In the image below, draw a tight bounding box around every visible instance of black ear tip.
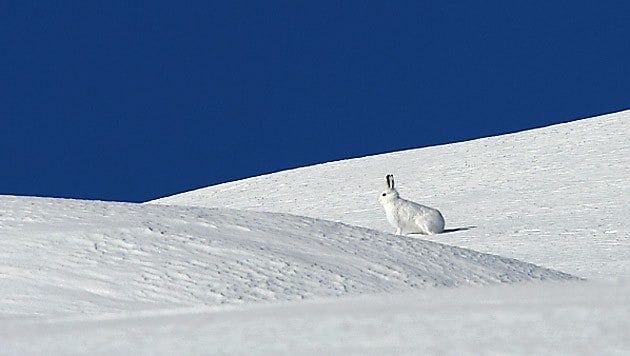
[385,174,395,189]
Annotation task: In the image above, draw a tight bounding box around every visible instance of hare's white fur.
[378,174,445,235]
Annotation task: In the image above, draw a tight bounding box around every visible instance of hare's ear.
[386,174,394,189]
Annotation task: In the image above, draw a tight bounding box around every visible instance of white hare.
[378,174,445,235]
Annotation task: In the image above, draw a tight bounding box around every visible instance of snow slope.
[0,195,573,318]
[2,110,630,355]
[154,110,630,280]
[4,281,629,355]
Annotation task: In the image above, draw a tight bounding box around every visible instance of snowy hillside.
[154,110,630,280]
[3,110,630,355]
[0,195,573,318]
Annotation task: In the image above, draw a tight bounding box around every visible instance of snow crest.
[1,195,574,318]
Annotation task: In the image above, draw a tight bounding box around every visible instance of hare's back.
[404,200,445,234]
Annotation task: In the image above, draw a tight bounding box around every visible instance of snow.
[0,196,574,319]
[4,281,629,355]
[2,110,630,354]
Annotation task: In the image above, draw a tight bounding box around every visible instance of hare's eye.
[382,193,387,196]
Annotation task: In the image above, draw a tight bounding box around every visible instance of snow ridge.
[1,195,575,318]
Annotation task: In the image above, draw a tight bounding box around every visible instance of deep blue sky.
[2,2,629,202]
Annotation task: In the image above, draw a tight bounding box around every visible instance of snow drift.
[0,195,575,318]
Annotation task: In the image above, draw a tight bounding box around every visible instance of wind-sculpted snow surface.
[0,195,575,318]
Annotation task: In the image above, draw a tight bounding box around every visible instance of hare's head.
[378,174,399,205]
